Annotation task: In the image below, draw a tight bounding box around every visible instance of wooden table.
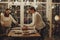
[7,27,41,40]
[8,30,40,37]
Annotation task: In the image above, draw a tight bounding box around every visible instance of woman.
[0,8,18,36]
[25,7,45,40]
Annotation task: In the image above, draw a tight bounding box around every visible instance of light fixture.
[34,5,38,9]
[14,0,18,5]
[54,15,59,21]
[52,6,55,9]
[26,0,30,5]
[52,5,55,9]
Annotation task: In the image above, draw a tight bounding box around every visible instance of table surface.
[8,27,41,37]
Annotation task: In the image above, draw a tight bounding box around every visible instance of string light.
[52,5,55,9]
[26,0,30,5]
[34,5,38,9]
[14,0,18,5]
[55,15,59,21]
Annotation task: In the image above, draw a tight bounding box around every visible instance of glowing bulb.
[52,6,55,9]
[52,5,55,9]
[14,0,18,5]
[35,5,38,8]
[27,0,29,3]
[55,15,59,21]
[26,0,30,5]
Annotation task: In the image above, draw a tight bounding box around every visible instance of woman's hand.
[15,22,19,26]
[1,23,5,27]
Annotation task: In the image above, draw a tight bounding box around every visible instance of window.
[52,0,60,38]
[24,5,32,24]
[52,4,60,23]
[0,3,8,13]
[10,5,20,24]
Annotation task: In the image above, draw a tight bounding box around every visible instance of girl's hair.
[4,8,10,17]
[29,7,36,11]
[5,8,10,11]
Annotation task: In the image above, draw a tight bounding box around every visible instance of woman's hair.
[29,7,36,11]
[4,8,10,17]
[5,8,10,11]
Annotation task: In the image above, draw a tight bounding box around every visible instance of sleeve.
[0,13,4,25]
[10,15,17,24]
[39,14,46,27]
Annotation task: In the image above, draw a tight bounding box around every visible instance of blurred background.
[0,0,60,40]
